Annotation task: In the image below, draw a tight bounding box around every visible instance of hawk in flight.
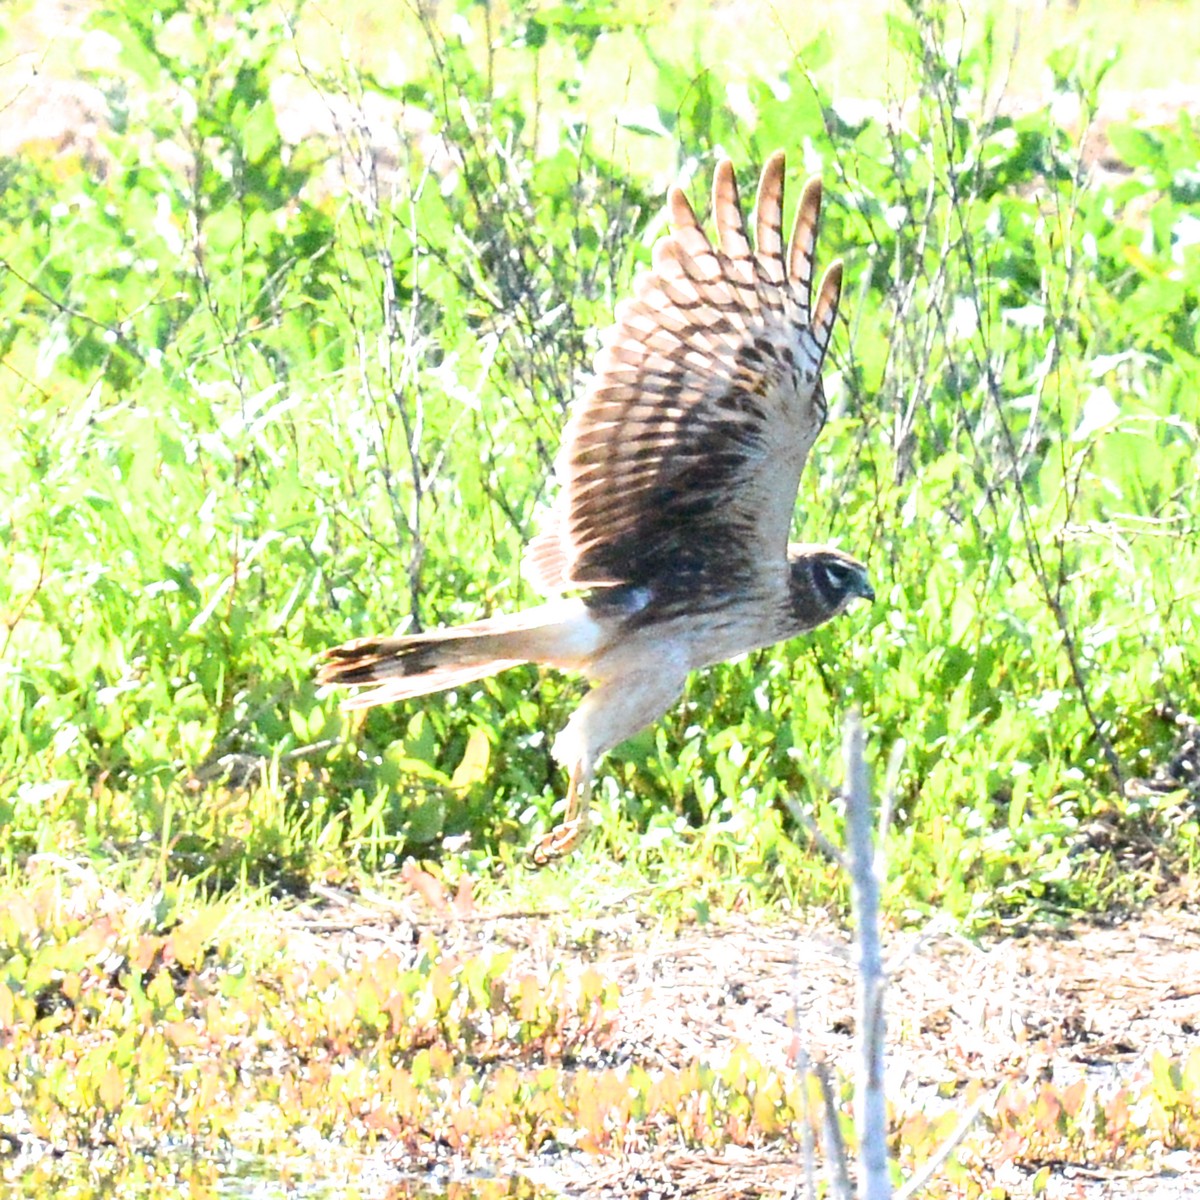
[319,150,873,861]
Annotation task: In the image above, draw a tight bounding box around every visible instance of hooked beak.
[854,569,875,605]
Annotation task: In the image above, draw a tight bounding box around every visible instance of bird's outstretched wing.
[524,150,843,601]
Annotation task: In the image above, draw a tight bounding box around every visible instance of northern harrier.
[319,151,874,861]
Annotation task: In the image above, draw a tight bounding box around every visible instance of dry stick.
[0,537,49,662]
[874,738,907,871]
[789,720,892,1199]
[847,721,990,1198]
[793,1045,820,1200]
[783,797,850,873]
[815,1060,854,1200]
[894,1086,998,1200]
[842,714,891,1200]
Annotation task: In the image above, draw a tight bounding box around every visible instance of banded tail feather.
[317,600,604,711]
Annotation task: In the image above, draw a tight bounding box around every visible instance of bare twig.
[815,1059,854,1200]
[0,536,49,661]
[875,737,907,864]
[842,714,890,1200]
[793,1045,820,1200]
[894,1085,997,1200]
[783,794,850,872]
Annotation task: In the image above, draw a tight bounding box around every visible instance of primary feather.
[524,150,843,602]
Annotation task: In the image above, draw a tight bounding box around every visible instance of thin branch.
[783,794,850,872]
[815,1060,854,1200]
[894,1085,997,1200]
[843,714,891,1200]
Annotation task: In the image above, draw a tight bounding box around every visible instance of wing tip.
[813,258,844,359]
[712,156,753,263]
[787,174,827,298]
[753,149,787,273]
[822,257,844,297]
[668,184,699,231]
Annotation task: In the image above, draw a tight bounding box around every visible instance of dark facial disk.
[811,553,874,610]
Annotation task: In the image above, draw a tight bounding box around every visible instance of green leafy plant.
[2,0,1198,912]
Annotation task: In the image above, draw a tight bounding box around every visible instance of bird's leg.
[530,667,688,865]
[529,756,594,866]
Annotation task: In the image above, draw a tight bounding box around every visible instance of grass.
[1,0,1200,1185]
[1,0,1198,917]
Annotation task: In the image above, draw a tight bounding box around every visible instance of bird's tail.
[317,600,600,711]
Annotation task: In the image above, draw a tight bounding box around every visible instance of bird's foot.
[528,814,589,867]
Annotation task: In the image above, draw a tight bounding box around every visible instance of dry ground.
[283,884,1200,1198]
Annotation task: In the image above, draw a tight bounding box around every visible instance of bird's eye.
[822,561,852,588]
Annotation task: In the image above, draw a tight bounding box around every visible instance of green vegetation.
[3,0,1197,918]
[2,0,1200,1188]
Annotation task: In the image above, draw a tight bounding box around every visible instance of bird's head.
[786,544,874,629]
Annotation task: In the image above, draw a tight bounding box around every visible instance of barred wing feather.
[525,151,842,599]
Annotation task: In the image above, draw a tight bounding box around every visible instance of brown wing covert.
[525,151,843,601]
